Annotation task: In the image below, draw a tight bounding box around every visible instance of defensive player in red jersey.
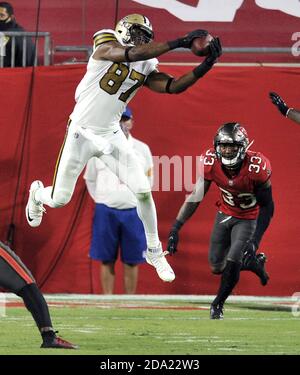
[167,123,274,319]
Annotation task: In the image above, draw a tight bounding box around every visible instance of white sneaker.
[146,244,175,282]
[25,180,45,227]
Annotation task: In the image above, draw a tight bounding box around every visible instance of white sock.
[136,194,160,249]
[35,186,57,208]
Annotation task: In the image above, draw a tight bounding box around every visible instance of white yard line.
[3,293,293,303]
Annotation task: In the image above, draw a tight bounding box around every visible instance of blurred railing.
[53,45,293,63]
[0,31,51,67]
[0,36,295,67]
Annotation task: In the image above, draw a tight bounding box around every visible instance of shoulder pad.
[93,29,118,49]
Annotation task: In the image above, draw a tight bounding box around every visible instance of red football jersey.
[200,148,272,219]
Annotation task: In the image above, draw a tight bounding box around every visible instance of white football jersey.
[70,29,158,131]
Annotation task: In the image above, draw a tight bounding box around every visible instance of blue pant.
[90,203,146,264]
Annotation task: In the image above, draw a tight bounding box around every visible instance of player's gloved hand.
[205,37,222,66]
[167,29,209,50]
[193,37,222,78]
[167,229,179,255]
[269,92,290,117]
[167,220,183,255]
[242,239,258,268]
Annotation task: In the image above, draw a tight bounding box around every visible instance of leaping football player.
[25,14,222,283]
[167,123,274,319]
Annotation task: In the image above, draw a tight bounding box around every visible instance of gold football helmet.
[115,14,154,46]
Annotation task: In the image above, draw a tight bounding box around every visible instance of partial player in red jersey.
[167,123,274,319]
[0,240,78,349]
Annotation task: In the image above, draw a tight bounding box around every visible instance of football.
[191,34,213,56]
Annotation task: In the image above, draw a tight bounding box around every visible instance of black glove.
[205,37,222,65]
[242,239,258,268]
[168,29,209,50]
[167,220,183,255]
[193,37,222,78]
[269,92,290,116]
[167,229,179,255]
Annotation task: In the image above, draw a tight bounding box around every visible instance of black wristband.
[172,219,184,231]
[280,105,289,117]
[165,77,174,94]
[125,47,133,62]
[167,39,182,50]
[193,61,213,78]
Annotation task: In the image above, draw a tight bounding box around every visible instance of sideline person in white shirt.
[84,107,153,294]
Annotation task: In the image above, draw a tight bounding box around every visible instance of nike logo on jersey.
[113,130,119,134]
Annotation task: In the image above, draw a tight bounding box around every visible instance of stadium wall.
[0,64,299,296]
[5,0,300,63]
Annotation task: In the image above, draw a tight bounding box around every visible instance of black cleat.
[255,253,270,286]
[210,304,224,320]
[241,252,270,286]
[41,334,78,349]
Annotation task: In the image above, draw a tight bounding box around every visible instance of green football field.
[0,295,299,355]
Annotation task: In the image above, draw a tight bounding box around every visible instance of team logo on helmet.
[115,14,154,46]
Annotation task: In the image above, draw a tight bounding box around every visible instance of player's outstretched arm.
[93,40,170,62]
[242,180,274,264]
[93,30,215,63]
[287,108,300,124]
[167,178,211,255]
[269,92,300,124]
[252,180,274,249]
[145,37,222,94]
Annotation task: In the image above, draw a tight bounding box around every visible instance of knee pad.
[211,263,226,275]
[227,258,242,271]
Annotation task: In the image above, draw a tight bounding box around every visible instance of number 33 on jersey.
[200,148,272,219]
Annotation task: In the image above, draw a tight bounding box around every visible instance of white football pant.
[35,121,160,248]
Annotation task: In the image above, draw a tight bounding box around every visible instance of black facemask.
[130,25,153,46]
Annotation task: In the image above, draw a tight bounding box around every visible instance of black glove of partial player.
[193,37,222,78]
[167,229,179,255]
[242,239,258,268]
[167,220,183,255]
[269,92,290,117]
[168,29,209,50]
